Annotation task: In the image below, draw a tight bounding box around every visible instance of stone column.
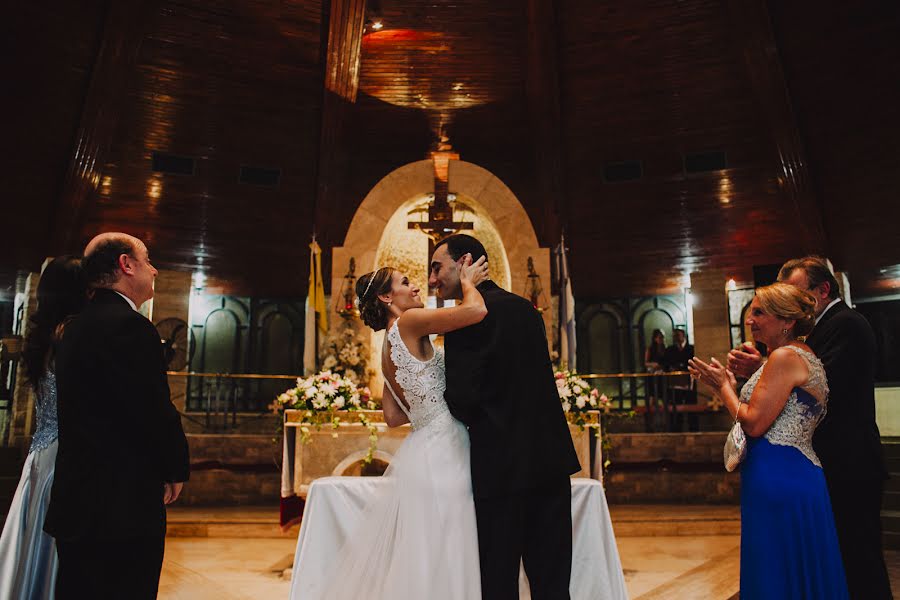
[690,269,733,365]
[152,270,192,412]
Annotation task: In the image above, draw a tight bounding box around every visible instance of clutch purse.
[723,419,747,472]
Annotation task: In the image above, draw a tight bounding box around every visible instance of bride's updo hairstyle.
[755,282,817,338]
[355,267,396,331]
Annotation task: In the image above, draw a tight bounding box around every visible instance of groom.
[431,234,581,599]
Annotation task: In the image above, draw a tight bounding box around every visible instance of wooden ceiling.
[5,0,900,299]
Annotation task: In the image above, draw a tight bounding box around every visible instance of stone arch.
[331,160,552,394]
[333,159,549,322]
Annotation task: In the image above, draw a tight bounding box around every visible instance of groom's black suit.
[445,281,581,600]
[806,300,891,599]
[46,289,190,599]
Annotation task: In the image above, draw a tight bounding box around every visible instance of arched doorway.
[331,159,550,395]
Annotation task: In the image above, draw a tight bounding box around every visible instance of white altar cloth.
[290,477,627,600]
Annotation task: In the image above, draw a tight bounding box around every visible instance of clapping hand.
[727,342,764,379]
[688,356,737,393]
[460,254,490,287]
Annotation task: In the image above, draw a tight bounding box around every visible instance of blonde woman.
[689,283,848,599]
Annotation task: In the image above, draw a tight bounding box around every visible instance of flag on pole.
[304,238,327,374]
[557,234,577,372]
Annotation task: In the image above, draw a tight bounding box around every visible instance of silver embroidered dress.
[739,345,829,467]
[0,371,60,600]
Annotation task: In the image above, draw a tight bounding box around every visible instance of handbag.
[723,417,747,472]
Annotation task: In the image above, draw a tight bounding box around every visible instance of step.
[166,505,293,539]
[608,504,740,537]
[883,491,900,512]
[883,531,900,551]
[881,510,900,538]
[164,504,743,539]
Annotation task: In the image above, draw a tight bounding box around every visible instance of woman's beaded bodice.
[30,370,59,453]
[385,320,451,431]
[740,345,828,467]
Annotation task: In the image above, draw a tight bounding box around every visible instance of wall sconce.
[523,257,549,313]
[335,257,361,319]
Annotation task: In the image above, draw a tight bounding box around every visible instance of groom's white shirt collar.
[815,298,842,326]
[114,290,138,312]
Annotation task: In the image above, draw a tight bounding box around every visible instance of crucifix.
[408,140,474,305]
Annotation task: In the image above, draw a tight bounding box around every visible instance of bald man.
[45,233,189,599]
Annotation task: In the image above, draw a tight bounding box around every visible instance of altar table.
[289,477,627,600]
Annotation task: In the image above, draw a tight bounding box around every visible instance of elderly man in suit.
[46,232,190,599]
[729,256,891,600]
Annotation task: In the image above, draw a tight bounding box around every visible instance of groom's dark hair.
[435,234,488,264]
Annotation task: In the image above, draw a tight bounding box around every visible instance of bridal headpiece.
[360,267,383,301]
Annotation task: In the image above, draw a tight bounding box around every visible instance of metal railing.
[167,369,712,433]
[579,371,710,432]
[167,371,298,432]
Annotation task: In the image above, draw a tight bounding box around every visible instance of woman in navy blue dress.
[690,282,848,599]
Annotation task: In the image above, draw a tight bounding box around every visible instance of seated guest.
[0,256,86,600]
[44,233,190,600]
[690,283,849,599]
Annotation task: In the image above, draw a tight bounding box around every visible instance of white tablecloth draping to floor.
[290,477,627,600]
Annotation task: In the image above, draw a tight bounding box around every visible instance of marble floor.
[158,506,900,599]
[159,535,744,599]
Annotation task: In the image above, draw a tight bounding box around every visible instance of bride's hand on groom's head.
[462,255,489,287]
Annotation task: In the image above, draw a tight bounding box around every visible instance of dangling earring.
[781,328,789,334]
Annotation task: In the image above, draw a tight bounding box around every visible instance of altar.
[281,408,598,500]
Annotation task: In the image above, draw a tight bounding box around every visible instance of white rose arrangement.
[271,370,381,463]
[554,370,610,431]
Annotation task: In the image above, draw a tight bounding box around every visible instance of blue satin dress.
[739,346,848,599]
[0,371,60,599]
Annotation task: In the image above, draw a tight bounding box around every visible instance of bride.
[293,253,490,600]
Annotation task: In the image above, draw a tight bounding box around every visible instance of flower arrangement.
[271,370,381,463]
[320,321,372,384]
[555,370,610,422]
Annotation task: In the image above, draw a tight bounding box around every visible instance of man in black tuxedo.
[45,233,190,599]
[729,256,891,599]
[430,235,581,600]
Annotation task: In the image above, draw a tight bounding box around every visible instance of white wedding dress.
[294,318,482,599]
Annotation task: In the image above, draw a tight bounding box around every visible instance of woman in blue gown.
[0,256,86,600]
[690,282,848,599]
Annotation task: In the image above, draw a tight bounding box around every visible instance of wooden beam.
[51,0,151,255]
[323,0,367,103]
[313,0,367,268]
[727,0,828,253]
[525,0,565,244]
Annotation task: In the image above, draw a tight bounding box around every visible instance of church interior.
[3,0,900,597]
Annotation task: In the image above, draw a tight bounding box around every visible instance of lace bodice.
[30,370,59,453]
[740,345,829,467]
[384,320,451,430]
